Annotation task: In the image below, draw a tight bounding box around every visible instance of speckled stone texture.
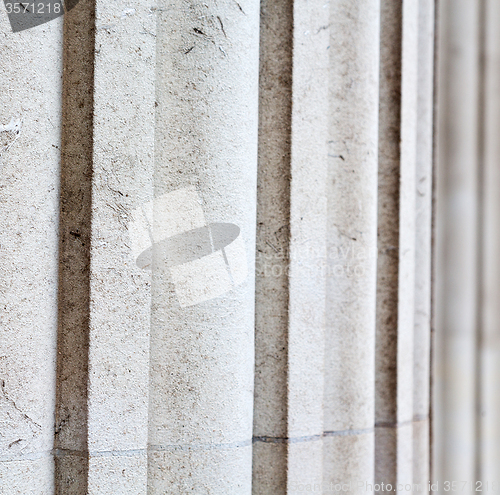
[0,8,63,494]
[148,0,260,493]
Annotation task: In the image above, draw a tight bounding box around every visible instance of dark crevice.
[55,0,95,493]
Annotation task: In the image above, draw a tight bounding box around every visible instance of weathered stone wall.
[3,0,498,493]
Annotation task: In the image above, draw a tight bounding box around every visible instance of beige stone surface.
[413,0,434,488]
[324,0,380,486]
[286,0,329,488]
[478,0,500,484]
[375,0,419,485]
[85,0,157,490]
[149,0,260,491]
[0,8,63,493]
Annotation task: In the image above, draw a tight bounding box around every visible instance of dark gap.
[375,0,403,488]
[429,0,440,483]
[252,0,293,493]
[54,0,95,493]
[474,0,487,483]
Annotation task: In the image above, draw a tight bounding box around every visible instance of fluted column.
[147,0,260,492]
[85,0,157,491]
[324,0,380,490]
[0,12,62,494]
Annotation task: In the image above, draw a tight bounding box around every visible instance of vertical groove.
[376,0,419,486]
[252,0,293,491]
[55,0,95,492]
[429,0,439,483]
[475,0,486,484]
[375,0,403,484]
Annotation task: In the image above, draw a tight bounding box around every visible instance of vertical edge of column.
[397,0,419,484]
[434,0,480,482]
[148,0,260,493]
[323,0,380,491]
[478,0,500,485]
[286,0,329,491]
[413,0,435,491]
[87,0,157,491]
[376,0,419,486]
[252,0,293,492]
[0,10,63,495]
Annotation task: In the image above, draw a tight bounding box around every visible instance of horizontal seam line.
[253,428,373,444]
[375,416,429,429]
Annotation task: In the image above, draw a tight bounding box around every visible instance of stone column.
[85,0,157,491]
[285,0,330,491]
[0,12,62,494]
[324,0,380,490]
[147,0,260,493]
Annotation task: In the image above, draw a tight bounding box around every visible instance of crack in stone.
[1,379,42,431]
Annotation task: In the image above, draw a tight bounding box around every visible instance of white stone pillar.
[376,0,419,486]
[284,1,329,492]
[0,12,62,494]
[324,0,380,491]
[413,0,435,489]
[147,0,260,492]
[85,0,157,491]
[434,0,480,483]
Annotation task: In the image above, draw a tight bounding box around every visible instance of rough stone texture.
[0,0,443,491]
[322,434,374,494]
[324,0,380,487]
[434,0,480,483]
[376,0,419,486]
[286,0,329,488]
[86,0,157,489]
[252,442,287,494]
[148,0,260,492]
[0,8,62,493]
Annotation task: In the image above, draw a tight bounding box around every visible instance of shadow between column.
[54,0,95,492]
[252,0,293,492]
